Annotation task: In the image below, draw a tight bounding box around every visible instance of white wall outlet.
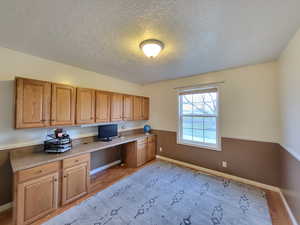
[222,161,227,168]
[159,147,163,152]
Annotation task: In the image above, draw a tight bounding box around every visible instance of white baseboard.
[156,155,280,192]
[279,190,299,225]
[90,160,121,175]
[0,202,12,213]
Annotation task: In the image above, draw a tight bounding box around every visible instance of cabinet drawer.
[63,154,90,169]
[137,142,147,149]
[148,135,156,143]
[18,162,59,183]
[137,137,147,145]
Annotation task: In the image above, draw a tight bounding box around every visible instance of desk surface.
[10,133,154,172]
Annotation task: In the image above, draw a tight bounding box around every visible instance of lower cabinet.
[137,141,148,167]
[124,135,157,168]
[15,172,59,225]
[62,162,90,205]
[147,139,156,161]
[14,155,90,225]
[13,137,155,225]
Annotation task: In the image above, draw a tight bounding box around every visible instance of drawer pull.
[75,160,79,163]
[36,170,43,174]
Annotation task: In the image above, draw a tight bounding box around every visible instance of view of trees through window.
[180,90,218,145]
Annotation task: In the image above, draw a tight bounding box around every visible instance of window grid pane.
[181,115,217,145]
[180,91,218,147]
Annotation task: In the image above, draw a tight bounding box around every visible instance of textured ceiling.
[0,0,300,84]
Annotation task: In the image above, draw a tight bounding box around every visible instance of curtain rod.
[174,81,225,90]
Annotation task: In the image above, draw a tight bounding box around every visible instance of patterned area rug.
[43,160,272,225]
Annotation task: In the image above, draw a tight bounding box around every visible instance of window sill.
[177,140,221,151]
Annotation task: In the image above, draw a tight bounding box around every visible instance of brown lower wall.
[153,129,281,186]
[0,150,12,206]
[279,145,300,223]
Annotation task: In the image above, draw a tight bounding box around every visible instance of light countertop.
[10,133,154,172]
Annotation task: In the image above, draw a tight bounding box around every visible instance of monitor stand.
[100,137,112,142]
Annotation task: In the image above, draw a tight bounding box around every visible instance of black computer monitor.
[98,124,118,141]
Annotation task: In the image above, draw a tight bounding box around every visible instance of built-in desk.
[10,133,156,225]
[10,133,155,172]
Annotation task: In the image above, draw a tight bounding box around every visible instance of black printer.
[44,129,72,153]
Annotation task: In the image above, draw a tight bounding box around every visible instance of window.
[177,87,220,151]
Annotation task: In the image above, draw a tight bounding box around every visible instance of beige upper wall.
[278,28,300,160]
[0,46,282,149]
[143,62,280,143]
[0,47,146,150]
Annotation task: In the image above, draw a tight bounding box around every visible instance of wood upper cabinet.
[51,83,76,126]
[133,96,143,120]
[123,95,134,121]
[95,91,111,123]
[142,97,150,120]
[15,78,51,128]
[111,93,123,122]
[76,88,95,124]
[15,77,150,128]
[16,173,59,225]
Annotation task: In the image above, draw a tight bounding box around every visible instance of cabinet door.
[133,96,142,121]
[62,162,90,205]
[51,83,76,126]
[137,142,147,167]
[147,141,156,161]
[142,97,150,120]
[15,78,51,128]
[95,91,111,123]
[16,173,59,225]
[76,88,95,124]
[123,95,133,121]
[111,93,123,122]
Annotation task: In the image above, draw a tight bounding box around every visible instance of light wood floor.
[0,160,293,225]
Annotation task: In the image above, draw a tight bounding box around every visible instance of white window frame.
[177,86,221,151]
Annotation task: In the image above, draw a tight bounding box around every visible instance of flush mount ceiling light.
[140,39,164,58]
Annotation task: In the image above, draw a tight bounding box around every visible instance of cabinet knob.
[54,178,58,182]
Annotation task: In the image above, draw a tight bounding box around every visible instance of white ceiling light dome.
[140,39,164,58]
